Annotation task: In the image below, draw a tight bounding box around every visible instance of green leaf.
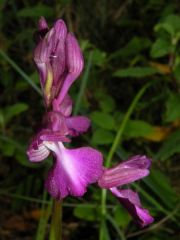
[0,110,5,128]
[165,92,180,122]
[92,129,114,145]
[99,95,116,113]
[0,141,15,157]
[91,49,106,67]
[174,64,180,81]
[100,221,111,240]
[74,206,98,221]
[156,130,180,160]
[4,103,28,123]
[113,206,131,228]
[144,169,178,208]
[110,36,151,59]
[30,71,40,84]
[91,111,116,130]
[155,14,180,36]
[114,67,158,78]
[124,120,153,138]
[151,38,172,58]
[94,91,116,113]
[18,5,53,18]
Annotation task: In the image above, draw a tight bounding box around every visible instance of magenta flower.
[27,17,154,228]
[27,136,103,199]
[52,94,91,137]
[27,93,101,199]
[44,142,103,199]
[34,17,83,108]
[27,17,103,200]
[98,155,154,227]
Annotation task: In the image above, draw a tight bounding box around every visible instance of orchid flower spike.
[27,18,154,229]
[34,17,84,108]
[27,93,100,199]
[27,17,102,200]
[98,155,154,227]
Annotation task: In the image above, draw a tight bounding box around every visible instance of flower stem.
[99,82,152,240]
[0,49,42,95]
[105,82,151,168]
[49,199,63,240]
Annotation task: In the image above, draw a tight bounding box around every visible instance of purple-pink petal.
[56,33,84,104]
[34,19,67,105]
[66,116,91,136]
[50,19,67,86]
[98,155,151,189]
[110,187,154,227]
[38,16,49,32]
[39,131,70,142]
[120,155,151,169]
[45,143,103,199]
[27,138,50,162]
[34,28,53,66]
[26,127,70,162]
[34,18,84,107]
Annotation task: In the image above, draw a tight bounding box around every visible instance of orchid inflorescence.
[27,17,154,227]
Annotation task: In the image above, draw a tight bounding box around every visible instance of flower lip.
[45,143,103,199]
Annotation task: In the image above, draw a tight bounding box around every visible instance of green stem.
[107,214,126,240]
[99,82,151,240]
[0,49,42,95]
[36,191,53,240]
[49,199,63,240]
[105,82,151,168]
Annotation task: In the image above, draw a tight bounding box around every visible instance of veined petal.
[66,116,91,136]
[27,139,50,162]
[110,187,154,227]
[26,128,69,162]
[34,29,53,88]
[98,155,151,188]
[51,19,67,85]
[44,143,103,199]
[34,19,68,105]
[119,155,151,169]
[99,169,149,189]
[34,27,54,64]
[57,33,84,104]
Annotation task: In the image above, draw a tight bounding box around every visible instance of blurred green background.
[0,0,180,239]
